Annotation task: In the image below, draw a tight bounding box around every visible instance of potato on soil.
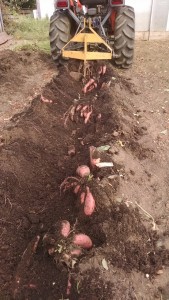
[76,165,90,178]
[60,220,71,238]
[84,187,95,216]
[73,234,92,249]
[70,248,82,257]
[80,191,86,204]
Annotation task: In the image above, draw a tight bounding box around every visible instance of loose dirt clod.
[70,71,83,81]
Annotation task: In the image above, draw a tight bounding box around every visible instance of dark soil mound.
[0,60,168,300]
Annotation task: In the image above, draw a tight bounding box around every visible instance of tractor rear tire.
[114,6,135,68]
[49,12,71,62]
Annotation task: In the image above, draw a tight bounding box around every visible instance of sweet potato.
[76,165,90,178]
[48,247,55,256]
[80,105,88,117]
[70,248,82,257]
[76,104,82,112]
[87,82,97,92]
[84,107,93,124]
[84,187,95,216]
[74,184,81,194]
[82,79,95,93]
[73,234,92,249]
[66,276,72,295]
[60,220,70,238]
[83,109,89,118]
[41,95,53,104]
[98,65,107,75]
[70,106,76,121]
[102,65,107,75]
[80,192,86,204]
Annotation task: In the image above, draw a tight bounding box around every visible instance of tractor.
[49,0,135,70]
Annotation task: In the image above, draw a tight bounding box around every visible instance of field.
[0,17,169,299]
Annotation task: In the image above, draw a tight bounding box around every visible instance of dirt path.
[0,42,169,299]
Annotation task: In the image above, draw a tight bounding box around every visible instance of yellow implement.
[62,18,113,77]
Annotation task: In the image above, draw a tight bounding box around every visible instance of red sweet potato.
[84,109,93,124]
[76,165,90,178]
[60,220,70,238]
[41,95,53,103]
[73,234,92,249]
[82,79,95,93]
[80,105,88,117]
[66,276,72,295]
[70,248,82,257]
[76,104,82,112]
[74,184,81,194]
[80,192,86,204]
[102,65,107,74]
[84,187,95,216]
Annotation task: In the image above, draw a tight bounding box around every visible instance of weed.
[6,14,50,53]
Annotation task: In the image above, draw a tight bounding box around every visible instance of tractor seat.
[80,0,108,6]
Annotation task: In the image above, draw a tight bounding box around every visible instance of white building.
[36,0,169,39]
[127,0,169,39]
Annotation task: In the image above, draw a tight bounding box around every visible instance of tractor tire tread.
[49,11,71,61]
[113,5,135,69]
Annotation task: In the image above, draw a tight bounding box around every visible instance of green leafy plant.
[2,0,36,10]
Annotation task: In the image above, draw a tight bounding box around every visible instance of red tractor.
[49,0,135,68]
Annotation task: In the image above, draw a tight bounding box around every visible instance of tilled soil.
[0,45,169,300]
[0,50,56,130]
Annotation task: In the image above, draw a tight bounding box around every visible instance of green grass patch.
[13,16,49,41]
[7,15,50,53]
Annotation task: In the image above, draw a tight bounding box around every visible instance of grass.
[7,15,50,53]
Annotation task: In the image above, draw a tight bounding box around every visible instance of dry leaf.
[160,130,167,135]
[97,145,110,152]
[102,258,109,270]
